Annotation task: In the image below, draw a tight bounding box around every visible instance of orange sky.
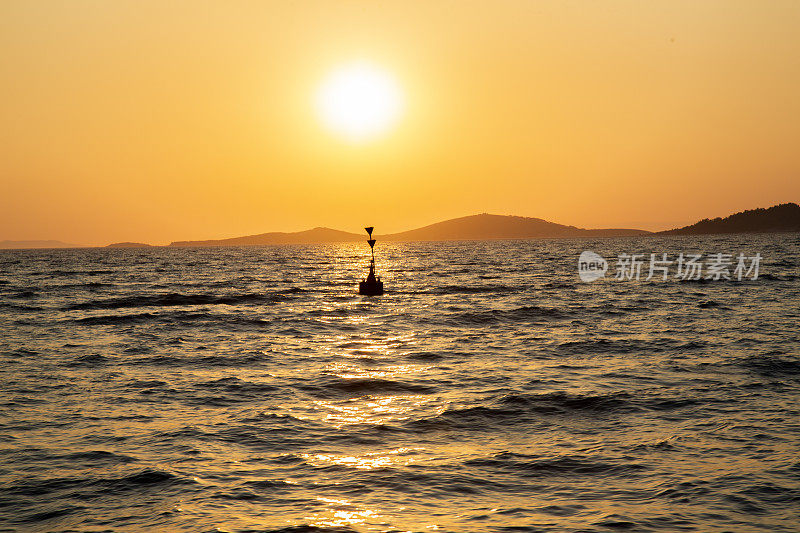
[1,1,798,245]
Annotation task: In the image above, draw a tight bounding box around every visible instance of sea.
[1,234,798,533]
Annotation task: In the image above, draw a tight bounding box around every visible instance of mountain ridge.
[167,213,648,247]
[5,204,797,249]
[166,204,800,247]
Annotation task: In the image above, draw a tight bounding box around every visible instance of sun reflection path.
[312,394,443,427]
[292,332,447,428]
[323,361,424,379]
[304,497,382,528]
[301,447,424,470]
[280,321,453,530]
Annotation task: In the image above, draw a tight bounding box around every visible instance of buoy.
[359,226,384,295]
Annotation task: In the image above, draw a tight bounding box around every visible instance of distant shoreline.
[2,230,798,251]
[2,202,797,249]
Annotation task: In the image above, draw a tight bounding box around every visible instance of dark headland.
[658,203,800,235]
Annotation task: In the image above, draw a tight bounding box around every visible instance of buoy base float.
[359,263,384,296]
[359,226,385,296]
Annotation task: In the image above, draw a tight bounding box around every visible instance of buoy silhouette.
[359,226,384,295]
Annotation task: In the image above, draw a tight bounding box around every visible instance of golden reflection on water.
[312,394,442,427]
[305,333,443,427]
[276,291,449,531]
[304,497,382,528]
[295,331,440,530]
[323,361,425,379]
[301,447,423,470]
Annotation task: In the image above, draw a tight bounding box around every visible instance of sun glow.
[315,61,404,142]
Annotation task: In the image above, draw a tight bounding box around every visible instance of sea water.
[1,234,798,532]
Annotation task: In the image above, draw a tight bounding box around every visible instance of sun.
[315,61,404,142]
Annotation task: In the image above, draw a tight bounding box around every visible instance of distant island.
[168,214,648,247]
[106,242,154,248]
[0,240,79,250]
[658,203,800,235]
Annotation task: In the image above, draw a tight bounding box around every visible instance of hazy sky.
[2,1,798,245]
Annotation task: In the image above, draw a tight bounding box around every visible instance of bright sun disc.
[315,62,404,142]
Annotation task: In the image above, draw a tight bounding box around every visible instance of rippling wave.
[1,234,799,532]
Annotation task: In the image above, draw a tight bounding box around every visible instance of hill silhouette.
[381,213,647,241]
[169,227,363,247]
[659,203,800,235]
[167,214,647,247]
[106,242,154,248]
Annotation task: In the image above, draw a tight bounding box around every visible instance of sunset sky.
[2,1,798,245]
